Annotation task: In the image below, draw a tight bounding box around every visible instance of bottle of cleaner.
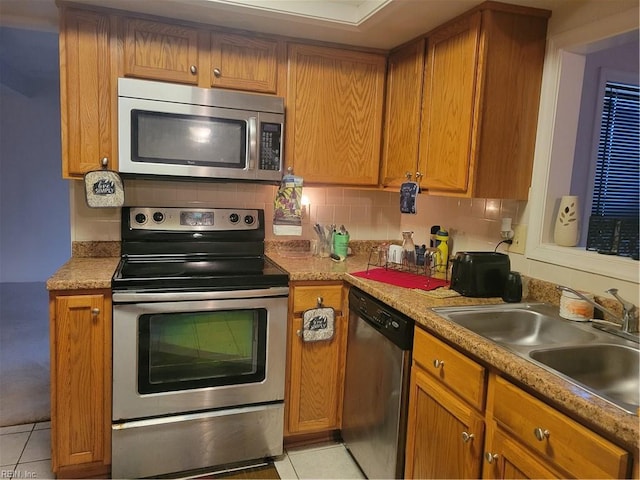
[434,230,449,273]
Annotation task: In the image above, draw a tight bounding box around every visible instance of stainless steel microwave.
[118,78,284,183]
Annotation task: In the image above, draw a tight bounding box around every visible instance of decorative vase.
[554,195,579,246]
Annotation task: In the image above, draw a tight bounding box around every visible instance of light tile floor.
[0,423,364,480]
[0,422,54,479]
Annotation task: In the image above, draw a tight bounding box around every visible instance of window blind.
[590,81,640,218]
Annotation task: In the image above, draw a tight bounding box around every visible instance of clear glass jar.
[401,231,416,267]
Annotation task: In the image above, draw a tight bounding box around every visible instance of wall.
[0,27,70,283]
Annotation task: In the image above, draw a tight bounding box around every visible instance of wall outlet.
[509,224,527,254]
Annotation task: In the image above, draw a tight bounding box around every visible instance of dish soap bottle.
[401,231,416,267]
[434,229,449,273]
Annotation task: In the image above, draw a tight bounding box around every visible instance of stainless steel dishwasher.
[342,287,414,479]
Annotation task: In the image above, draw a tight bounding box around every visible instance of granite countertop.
[269,250,639,452]
[47,242,639,452]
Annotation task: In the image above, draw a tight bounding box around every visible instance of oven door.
[112,288,288,421]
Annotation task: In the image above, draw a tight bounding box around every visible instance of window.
[591,80,639,218]
[526,18,639,283]
[585,78,639,258]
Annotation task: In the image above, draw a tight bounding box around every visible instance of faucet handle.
[606,288,638,333]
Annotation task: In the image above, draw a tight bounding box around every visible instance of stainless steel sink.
[431,303,640,414]
[438,307,596,346]
[529,344,639,412]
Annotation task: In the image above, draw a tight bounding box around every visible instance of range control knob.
[244,215,255,225]
[229,213,240,224]
[134,213,147,224]
[153,211,165,223]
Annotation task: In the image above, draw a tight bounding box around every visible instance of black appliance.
[450,251,511,297]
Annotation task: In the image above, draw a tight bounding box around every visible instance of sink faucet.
[557,286,639,334]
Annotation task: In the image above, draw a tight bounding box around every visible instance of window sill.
[528,243,638,283]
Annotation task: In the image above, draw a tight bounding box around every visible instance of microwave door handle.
[248,116,258,171]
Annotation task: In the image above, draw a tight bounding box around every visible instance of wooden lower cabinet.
[285,282,348,438]
[49,290,112,478]
[405,368,485,479]
[488,375,630,479]
[483,427,562,479]
[405,327,632,479]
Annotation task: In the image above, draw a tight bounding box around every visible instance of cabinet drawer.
[492,376,629,478]
[292,285,343,316]
[413,328,486,410]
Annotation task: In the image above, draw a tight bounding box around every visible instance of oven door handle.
[112,286,289,303]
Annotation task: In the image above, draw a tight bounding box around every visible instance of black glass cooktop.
[112,256,289,291]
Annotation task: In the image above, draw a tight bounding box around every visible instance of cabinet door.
[286,314,347,434]
[483,427,561,479]
[380,39,426,188]
[405,368,484,479]
[59,8,114,177]
[287,44,385,185]
[123,18,200,84]
[419,12,481,194]
[50,292,112,475]
[210,32,279,93]
[286,284,347,435]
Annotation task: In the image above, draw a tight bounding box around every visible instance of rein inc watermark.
[1,469,38,478]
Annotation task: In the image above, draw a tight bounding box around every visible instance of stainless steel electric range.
[111,206,289,479]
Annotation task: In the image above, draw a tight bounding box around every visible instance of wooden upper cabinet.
[210,32,279,93]
[380,39,426,188]
[122,18,200,85]
[287,43,386,185]
[59,8,115,178]
[419,5,549,199]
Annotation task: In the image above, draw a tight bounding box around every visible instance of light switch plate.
[509,224,527,254]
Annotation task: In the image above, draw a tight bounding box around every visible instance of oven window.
[132,110,247,168]
[138,309,267,394]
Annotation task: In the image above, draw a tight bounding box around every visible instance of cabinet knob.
[533,427,550,441]
[296,329,302,337]
[461,431,475,443]
[213,68,222,78]
[100,157,108,168]
[190,65,198,75]
[415,172,423,180]
[91,307,100,318]
[485,452,498,464]
[433,359,445,368]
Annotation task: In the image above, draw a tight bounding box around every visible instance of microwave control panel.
[259,122,282,171]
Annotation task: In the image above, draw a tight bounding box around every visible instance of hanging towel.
[273,172,303,235]
[301,305,335,342]
[84,160,124,208]
[400,181,419,214]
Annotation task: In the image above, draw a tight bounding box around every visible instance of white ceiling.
[1,0,568,49]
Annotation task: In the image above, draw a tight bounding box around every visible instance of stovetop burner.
[112,207,288,292]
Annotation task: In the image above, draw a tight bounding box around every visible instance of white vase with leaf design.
[554,195,579,246]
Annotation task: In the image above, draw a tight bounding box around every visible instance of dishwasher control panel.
[349,287,414,350]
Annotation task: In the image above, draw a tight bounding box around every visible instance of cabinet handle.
[213,68,222,78]
[533,427,550,441]
[484,452,498,464]
[91,307,100,318]
[190,65,198,75]
[461,431,475,443]
[433,359,444,368]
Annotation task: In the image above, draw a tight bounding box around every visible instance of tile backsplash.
[71,179,520,249]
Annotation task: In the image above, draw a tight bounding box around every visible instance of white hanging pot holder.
[84,158,124,208]
[301,297,335,342]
